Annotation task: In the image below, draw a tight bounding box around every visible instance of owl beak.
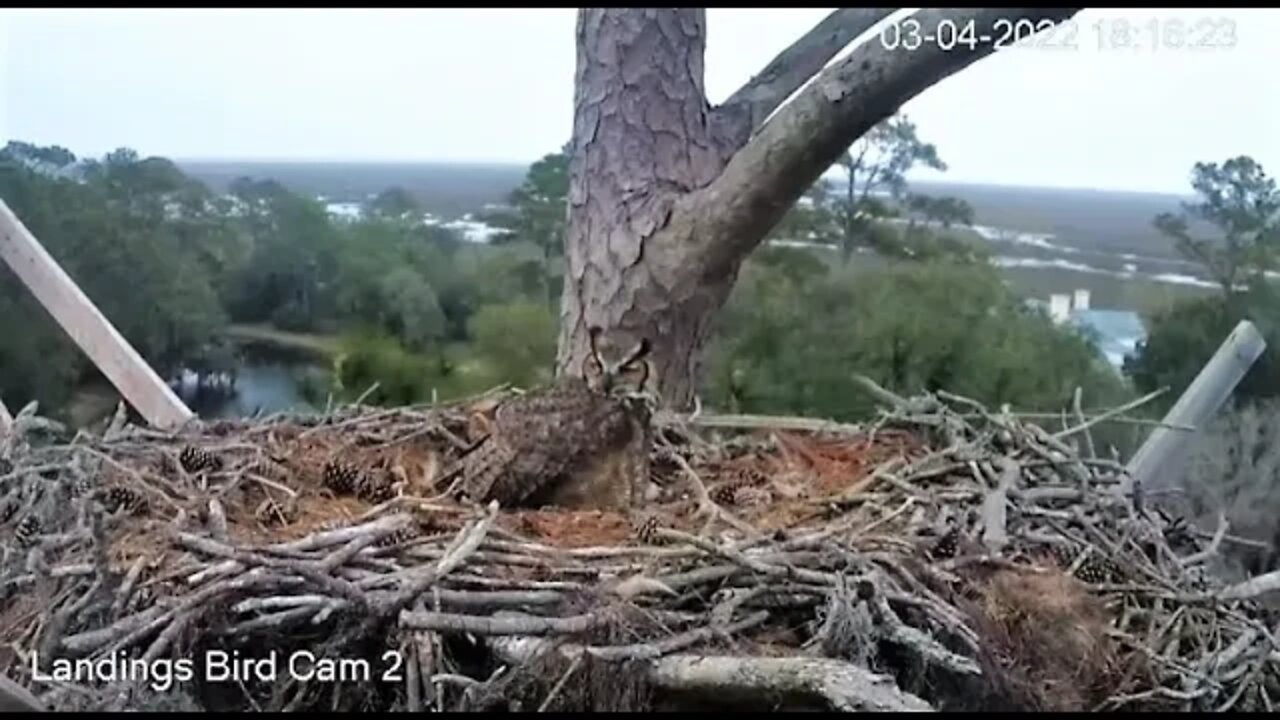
[624,389,659,415]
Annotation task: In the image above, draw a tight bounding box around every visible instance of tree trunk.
[557,7,1083,409]
[557,9,730,408]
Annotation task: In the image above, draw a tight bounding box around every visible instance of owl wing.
[624,413,652,502]
[460,431,517,504]
[481,389,636,507]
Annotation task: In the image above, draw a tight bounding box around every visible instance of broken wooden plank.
[0,200,194,430]
[1123,319,1266,496]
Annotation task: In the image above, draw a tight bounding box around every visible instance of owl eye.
[617,359,651,392]
[612,338,653,391]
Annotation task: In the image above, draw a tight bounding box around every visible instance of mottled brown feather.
[459,370,651,511]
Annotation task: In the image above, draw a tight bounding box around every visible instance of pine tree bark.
[557,8,1082,408]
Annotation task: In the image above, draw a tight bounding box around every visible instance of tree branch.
[490,636,932,712]
[681,7,1084,279]
[713,8,897,145]
[0,675,45,712]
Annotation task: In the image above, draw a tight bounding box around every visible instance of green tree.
[468,301,558,390]
[224,176,344,330]
[482,149,569,305]
[377,267,445,351]
[2,141,77,169]
[0,144,231,413]
[332,331,452,407]
[1154,156,1280,298]
[903,193,976,233]
[1126,286,1280,405]
[766,115,977,263]
[830,115,945,261]
[1129,157,1280,406]
[751,245,830,285]
[0,292,81,412]
[708,259,1128,421]
[465,244,553,309]
[368,186,420,219]
[766,180,841,245]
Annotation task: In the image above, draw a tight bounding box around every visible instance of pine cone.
[928,527,961,560]
[415,517,443,536]
[15,515,41,548]
[710,467,763,504]
[736,467,769,486]
[179,446,222,474]
[1047,543,1078,568]
[323,461,362,495]
[357,474,396,504]
[68,475,94,499]
[732,486,772,507]
[376,527,418,548]
[709,482,739,505]
[248,458,291,484]
[98,486,149,515]
[1076,553,1122,584]
[1048,543,1121,584]
[318,518,351,533]
[632,515,661,545]
[255,498,295,527]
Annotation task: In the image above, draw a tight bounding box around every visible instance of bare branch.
[1217,568,1280,601]
[0,675,45,712]
[679,7,1084,278]
[714,8,897,144]
[492,636,933,712]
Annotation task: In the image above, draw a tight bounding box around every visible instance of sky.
[2,8,1278,195]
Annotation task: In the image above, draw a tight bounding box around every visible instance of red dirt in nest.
[710,429,923,531]
[503,511,633,548]
[87,420,465,567]
[780,430,922,493]
[960,565,1119,711]
[469,428,925,547]
[90,419,926,562]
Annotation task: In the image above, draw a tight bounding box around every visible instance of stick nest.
[0,385,1277,712]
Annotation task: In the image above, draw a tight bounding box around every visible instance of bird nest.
[0,384,1278,712]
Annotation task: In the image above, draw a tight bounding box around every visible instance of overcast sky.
[3,8,1277,194]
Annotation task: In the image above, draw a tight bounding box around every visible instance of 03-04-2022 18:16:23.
[878,16,1239,54]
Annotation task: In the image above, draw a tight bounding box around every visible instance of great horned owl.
[459,327,655,511]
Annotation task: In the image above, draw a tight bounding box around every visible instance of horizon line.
[173,156,533,166]
[166,157,1187,198]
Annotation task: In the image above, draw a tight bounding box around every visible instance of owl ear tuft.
[587,326,605,359]
[620,338,651,367]
[584,327,608,387]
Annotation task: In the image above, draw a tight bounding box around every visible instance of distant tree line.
[0,122,1140,430]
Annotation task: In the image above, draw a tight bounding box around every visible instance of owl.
[459,327,656,511]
